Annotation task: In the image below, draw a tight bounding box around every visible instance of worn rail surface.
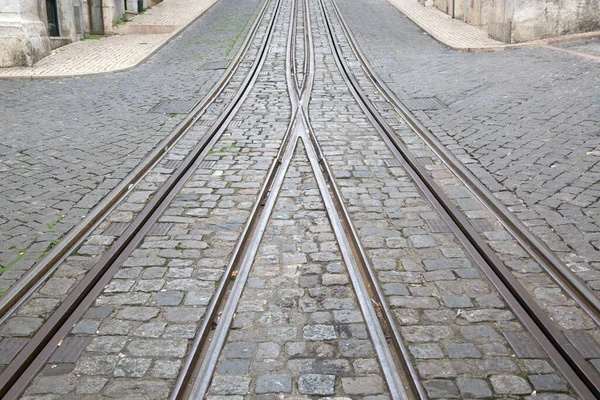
[0,0,281,396]
[319,0,600,397]
[2,0,600,398]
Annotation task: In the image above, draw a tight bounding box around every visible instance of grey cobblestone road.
[15,0,292,396]
[309,0,580,396]
[0,0,281,341]
[322,0,600,369]
[208,142,390,397]
[1,0,600,397]
[335,0,600,295]
[0,0,262,293]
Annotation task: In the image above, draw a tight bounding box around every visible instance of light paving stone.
[490,375,532,395]
[298,374,335,395]
[255,374,292,393]
[150,360,182,379]
[342,376,385,395]
[303,324,337,341]
[118,306,160,321]
[410,344,444,359]
[87,336,129,353]
[74,376,108,394]
[113,358,152,378]
[127,339,188,358]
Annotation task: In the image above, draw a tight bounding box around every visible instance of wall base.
[0,20,50,67]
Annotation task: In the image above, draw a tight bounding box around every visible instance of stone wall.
[0,0,51,66]
[82,0,123,35]
[0,0,124,67]
[512,0,600,41]
[419,0,600,42]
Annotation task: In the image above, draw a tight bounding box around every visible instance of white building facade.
[422,0,600,43]
[0,0,128,67]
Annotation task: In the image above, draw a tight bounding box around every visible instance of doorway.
[46,0,60,36]
[88,0,105,35]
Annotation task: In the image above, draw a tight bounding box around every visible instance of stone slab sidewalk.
[0,0,218,79]
[387,0,600,51]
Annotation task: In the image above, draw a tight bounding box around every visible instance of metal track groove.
[0,0,282,397]
[327,0,600,330]
[319,0,600,397]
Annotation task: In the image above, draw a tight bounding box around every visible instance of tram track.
[175,0,422,396]
[318,0,600,397]
[166,0,313,396]
[0,0,283,396]
[0,0,273,325]
[293,3,423,397]
[328,0,600,329]
[2,0,599,398]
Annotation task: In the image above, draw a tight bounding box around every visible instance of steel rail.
[300,127,411,399]
[327,0,600,328]
[182,0,412,396]
[295,0,310,95]
[0,0,274,326]
[173,131,296,396]
[184,1,302,395]
[287,0,301,103]
[298,0,313,108]
[186,125,298,399]
[295,1,412,397]
[298,1,426,397]
[171,2,300,396]
[301,113,426,400]
[318,0,600,397]
[0,0,282,397]
[289,0,300,93]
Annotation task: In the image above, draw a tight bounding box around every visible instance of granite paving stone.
[336,0,600,301]
[309,0,582,396]
[16,0,291,396]
[207,143,391,397]
[0,0,266,293]
[3,0,597,398]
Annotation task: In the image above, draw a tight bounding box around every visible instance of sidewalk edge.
[0,0,221,80]
[386,0,600,52]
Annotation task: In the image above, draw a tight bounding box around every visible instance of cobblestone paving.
[0,0,278,341]
[5,0,292,396]
[207,142,391,398]
[335,0,600,294]
[555,38,600,57]
[0,0,263,294]
[308,0,578,396]
[2,0,600,397]
[321,0,600,370]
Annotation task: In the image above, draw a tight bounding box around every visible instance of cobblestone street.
[336,0,600,292]
[0,0,262,293]
[1,0,599,398]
